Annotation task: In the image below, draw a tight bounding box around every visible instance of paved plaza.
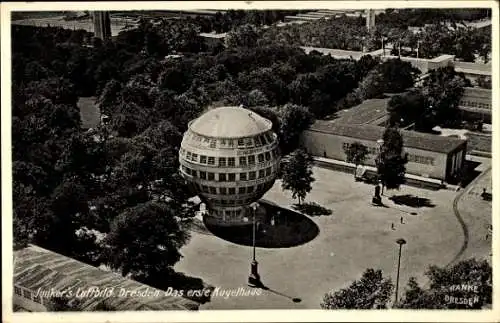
[174,165,492,309]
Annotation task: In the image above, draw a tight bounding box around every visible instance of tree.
[387,90,426,127]
[281,149,315,205]
[276,104,315,154]
[321,269,394,309]
[399,258,492,309]
[344,142,369,177]
[476,75,491,89]
[225,24,260,48]
[104,201,189,278]
[421,66,470,127]
[376,127,408,192]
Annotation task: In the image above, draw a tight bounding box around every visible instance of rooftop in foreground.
[14,245,200,311]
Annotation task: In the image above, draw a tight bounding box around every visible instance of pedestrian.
[391,223,395,230]
[400,216,404,224]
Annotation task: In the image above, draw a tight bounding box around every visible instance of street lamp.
[394,238,407,306]
[248,202,261,287]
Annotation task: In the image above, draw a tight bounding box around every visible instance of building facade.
[179,106,281,226]
[301,122,467,182]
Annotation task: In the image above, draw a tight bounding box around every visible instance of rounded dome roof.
[189,106,272,138]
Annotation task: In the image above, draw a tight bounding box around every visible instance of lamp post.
[394,238,407,306]
[248,202,261,287]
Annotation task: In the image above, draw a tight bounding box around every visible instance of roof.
[198,32,227,39]
[190,106,272,139]
[332,99,389,125]
[14,245,200,311]
[308,121,466,154]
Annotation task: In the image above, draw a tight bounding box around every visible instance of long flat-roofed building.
[13,245,200,312]
[301,121,467,182]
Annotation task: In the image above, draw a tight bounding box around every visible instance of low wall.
[313,158,444,190]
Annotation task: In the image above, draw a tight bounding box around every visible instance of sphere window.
[208,157,215,165]
[228,187,236,195]
[192,153,198,162]
[207,172,215,180]
[202,185,209,193]
[220,187,227,195]
[209,187,217,194]
[228,157,235,167]
[245,138,253,147]
[200,155,207,164]
[219,174,227,182]
[265,167,272,176]
[239,156,247,166]
[260,135,268,145]
[199,171,207,180]
[228,173,236,181]
[219,158,226,167]
[239,187,246,194]
[240,173,247,181]
[258,170,265,178]
[210,140,217,148]
[249,171,256,180]
[258,154,265,163]
[248,156,255,165]
[247,186,254,193]
[265,152,271,161]
[237,139,245,147]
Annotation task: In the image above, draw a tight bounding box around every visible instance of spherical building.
[179,106,280,226]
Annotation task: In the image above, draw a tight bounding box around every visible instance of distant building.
[366,9,376,32]
[13,245,200,312]
[92,11,111,40]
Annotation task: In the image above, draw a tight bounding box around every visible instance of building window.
[228,199,235,205]
[228,173,236,181]
[208,172,215,181]
[220,187,227,195]
[265,167,272,176]
[258,153,265,163]
[239,156,247,166]
[14,286,22,296]
[260,135,268,145]
[186,151,192,160]
[248,155,255,165]
[209,187,217,194]
[257,183,264,191]
[219,157,226,167]
[249,171,256,180]
[247,186,254,193]
[229,187,236,195]
[210,140,216,148]
[200,155,207,164]
[191,153,198,162]
[191,170,197,178]
[259,169,265,178]
[219,173,227,182]
[228,157,235,167]
[228,140,235,147]
[254,136,262,146]
[239,187,246,194]
[240,173,247,181]
[199,171,207,180]
[245,138,253,147]
[265,152,271,161]
[238,139,245,147]
[22,289,32,299]
[208,157,215,165]
[202,185,209,193]
[221,139,226,146]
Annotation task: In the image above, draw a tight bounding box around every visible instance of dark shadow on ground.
[389,194,436,208]
[454,160,482,187]
[204,202,319,248]
[260,285,302,303]
[292,202,332,216]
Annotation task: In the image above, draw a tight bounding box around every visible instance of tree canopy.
[321,268,394,309]
[281,149,315,205]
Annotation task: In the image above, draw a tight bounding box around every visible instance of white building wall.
[300,130,449,180]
